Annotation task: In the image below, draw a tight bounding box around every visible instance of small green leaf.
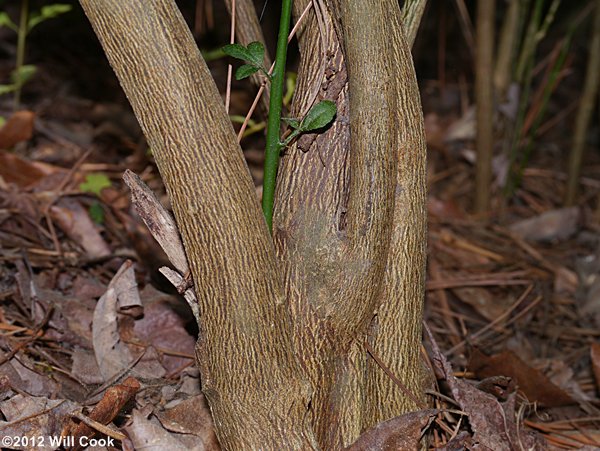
[0,84,16,95]
[300,100,337,132]
[283,72,297,106]
[222,43,253,62]
[40,4,73,17]
[10,65,37,87]
[28,4,72,31]
[0,12,18,31]
[79,173,112,196]
[246,41,265,66]
[201,47,226,62]
[88,201,105,224]
[235,64,260,80]
[282,117,301,129]
[0,116,6,128]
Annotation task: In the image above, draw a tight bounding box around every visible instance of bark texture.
[81,0,427,449]
[78,1,316,449]
[275,0,428,447]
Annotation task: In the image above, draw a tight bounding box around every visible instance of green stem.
[261,0,292,232]
[14,0,29,110]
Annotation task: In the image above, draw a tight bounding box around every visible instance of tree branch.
[78,0,316,448]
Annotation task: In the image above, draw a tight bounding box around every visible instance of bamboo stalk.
[565,0,600,205]
[475,0,495,213]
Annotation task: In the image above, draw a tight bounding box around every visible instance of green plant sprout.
[200,47,226,62]
[230,115,266,138]
[503,0,575,194]
[283,72,297,107]
[281,100,336,147]
[88,202,105,224]
[222,41,272,81]
[0,1,72,109]
[80,173,111,224]
[79,173,112,196]
[224,30,337,231]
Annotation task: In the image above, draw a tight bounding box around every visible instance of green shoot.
[80,173,111,224]
[261,0,293,231]
[283,72,297,107]
[0,1,72,109]
[280,100,337,147]
[222,41,271,81]
[88,201,105,224]
[79,173,112,196]
[221,7,337,231]
[230,115,266,138]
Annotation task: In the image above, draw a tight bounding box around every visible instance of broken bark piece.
[123,169,189,275]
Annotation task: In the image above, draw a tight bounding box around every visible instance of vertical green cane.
[261,0,292,231]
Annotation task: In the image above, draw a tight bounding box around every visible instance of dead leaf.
[344,409,437,451]
[424,112,449,150]
[452,287,512,322]
[0,110,35,149]
[133,291,196,373]
[509,207,580,242]
[70,347,104,385]
[50,198,111,259]
[576,252,600,315]
[428,197,464,220]
[444,106,475,142]
[436,431,473,450]
[0,352,60,397]
[125,409,205,451]
[425,325,543,450]
[0,149,63,189]
[92,262,165,381]
[469,348,575,407]
[156,394,219,450]
[0,395,79,450]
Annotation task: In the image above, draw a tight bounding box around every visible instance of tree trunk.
[78,1,316,448]
[79,0,427,449]
[276,1,427,447]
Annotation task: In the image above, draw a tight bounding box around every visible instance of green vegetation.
[80,173,112,224]
[0,1,72,109]
[222,1,336,231]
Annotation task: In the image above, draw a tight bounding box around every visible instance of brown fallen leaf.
[0,395,80,449]
[92,261,165,381]
[469,348,575,407]
[436,430,473,450]
[125,408,204,450]
[0,149,63,189]
[509,207,580,242]
[0,110,35,149]
[156,394,219,450]
[344,409,437,451]
[133,287,196,373]
[425,325,543,450]
[452,286,512,322]
[50,198,111,259]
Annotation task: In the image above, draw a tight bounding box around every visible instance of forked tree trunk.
[79,0,428,449]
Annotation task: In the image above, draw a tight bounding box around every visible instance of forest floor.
[0,3,600,450]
